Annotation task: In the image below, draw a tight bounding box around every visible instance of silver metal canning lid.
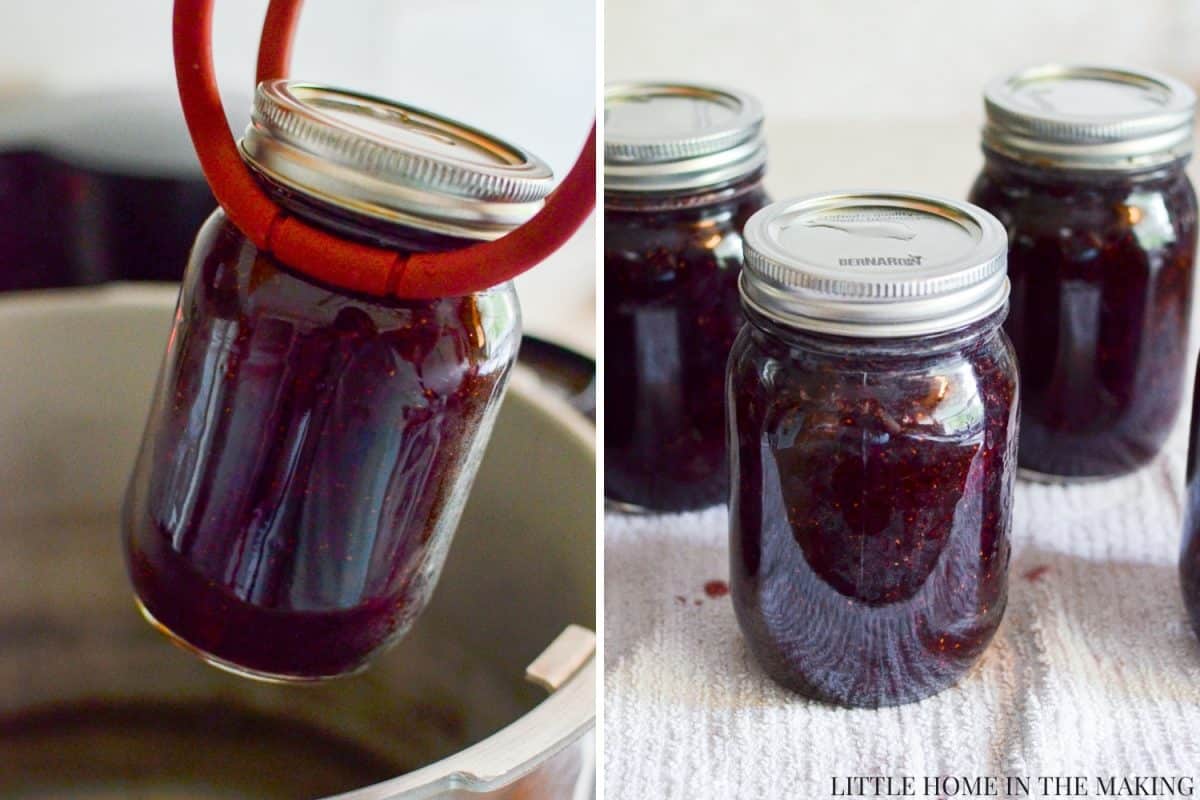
[240,80,554,241]
[982,64,1196,170]
[604,82,766,193]
[740,191,1009,338]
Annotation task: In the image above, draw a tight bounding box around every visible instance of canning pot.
[0,285,596,798]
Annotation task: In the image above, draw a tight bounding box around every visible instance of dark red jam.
[969,153,1197,479]
[122,202,518,680]
[605,173,768,511]
[728,308,1018,707]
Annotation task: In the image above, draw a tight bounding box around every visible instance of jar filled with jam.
[728,191,1019,707]
[604,82,769,512]
[968,65,1198,481]
[123,81,549,681]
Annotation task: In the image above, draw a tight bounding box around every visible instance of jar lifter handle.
[173,0,596,300]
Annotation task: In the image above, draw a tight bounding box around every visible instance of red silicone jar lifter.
[173,0,596,299]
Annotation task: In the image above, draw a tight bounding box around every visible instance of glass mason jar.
[968,65,1198,481]
[604,82,769,512]
[123,82,547,681]
[728,192,1020,707]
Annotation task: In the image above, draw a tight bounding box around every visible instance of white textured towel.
[605,415,1200,797]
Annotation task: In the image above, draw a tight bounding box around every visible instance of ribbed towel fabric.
[605,418,1200,797]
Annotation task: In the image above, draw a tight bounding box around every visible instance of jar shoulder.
[181,210,522,363]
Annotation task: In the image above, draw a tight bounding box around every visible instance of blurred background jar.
[968,65,1198,481]
[604,82,768,512]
